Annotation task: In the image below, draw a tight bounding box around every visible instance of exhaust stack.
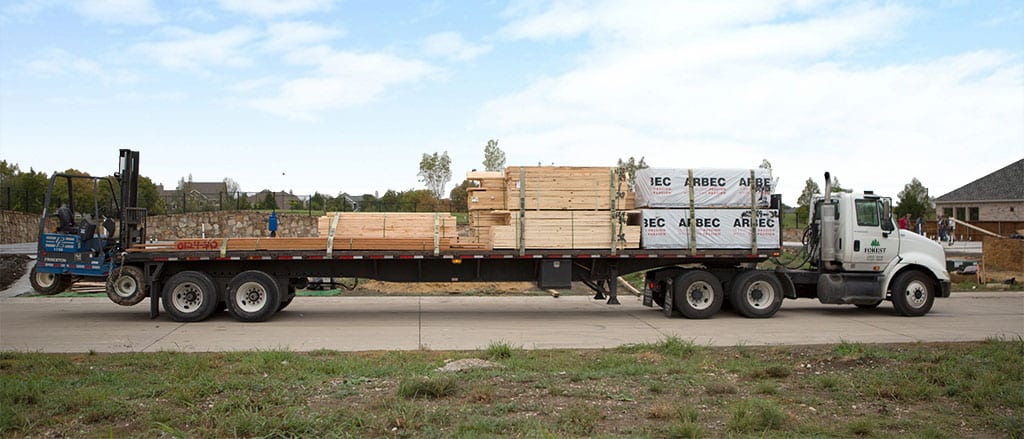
[820,172,837,265]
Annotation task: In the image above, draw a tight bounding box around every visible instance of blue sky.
[1,0,1021,204]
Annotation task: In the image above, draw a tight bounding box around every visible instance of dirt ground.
[0,254,30,291]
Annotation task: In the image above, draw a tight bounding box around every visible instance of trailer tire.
[162,271,219,322]
[226,271,280,322]
[105,265,148,306]
[30,264,70,295]
[891,271,934,317]
[729,271,783,318]
[673,271,724,319]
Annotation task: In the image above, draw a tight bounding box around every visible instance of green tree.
[895,178,930,218]
[259,192,278,210]
[796,178,821,221]
[829,176,851,193]
[449,179,475,212]
[483,139,505,172]
[137,176,166,215]
[617,156,648,190]
[418,151,452,199]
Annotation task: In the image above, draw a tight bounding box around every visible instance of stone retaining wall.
[145,211,319,240]
[0,211,41,244]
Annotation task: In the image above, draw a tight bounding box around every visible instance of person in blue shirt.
[269,211,278,237]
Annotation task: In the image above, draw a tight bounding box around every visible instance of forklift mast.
[117,149,147,249]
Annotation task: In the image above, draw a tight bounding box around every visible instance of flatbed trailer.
[125,247,781,322]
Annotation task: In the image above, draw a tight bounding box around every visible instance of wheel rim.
[744,280,776,310]
[235,281,268,313]
[903,279,929,309]
[685,281,715,310]
[113,276,138,299]
[35,272,56,289]
[171,282,204,313]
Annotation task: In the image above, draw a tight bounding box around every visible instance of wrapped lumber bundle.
[316,212,457,239]
[634,168,773,208]
[505,166,635,211]
[491,211,640,250]
[640,209,781,250]
[467,171,507,211]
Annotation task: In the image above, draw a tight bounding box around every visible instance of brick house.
[934,159,1023,222]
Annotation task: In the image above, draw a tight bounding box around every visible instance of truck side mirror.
[880,200,894,233]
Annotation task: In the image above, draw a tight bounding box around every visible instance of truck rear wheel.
[30,265,70,295]
[729,271,783,318]
[106,265,148,306]
[891,271,934,317]
[673,271,723,319]
[162,271,219,322]
[226,271,280,322]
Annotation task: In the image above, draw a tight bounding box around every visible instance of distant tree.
[483,139,505,172]
[137,176,166,215]
[796,178,821,221]
[617,156,648,190]
[418,151,452,199]
[759,159,771,170]
[449,179,475,212]
[310,192,326,211]
[829,176,851,193]
[259,192,278,210]
[895,178,930,218]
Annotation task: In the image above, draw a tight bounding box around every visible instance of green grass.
[0,340,1020,438]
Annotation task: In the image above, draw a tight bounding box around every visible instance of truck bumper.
[938,279,951,298]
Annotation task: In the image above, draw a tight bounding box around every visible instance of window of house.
[943,207,953,217]
[969,207,979,221]
[956,207,966,221]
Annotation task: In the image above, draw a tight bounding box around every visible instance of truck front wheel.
[162,271,219,322]
[226,271,280,322]
[673,271,723,319]
[106,265,148,306]
[890,271,935,317]
[729,271,783,318]
[30,265,70,295]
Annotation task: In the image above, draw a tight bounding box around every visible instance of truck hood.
[899,229,950,280]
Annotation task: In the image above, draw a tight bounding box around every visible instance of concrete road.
[1,292,1021,353]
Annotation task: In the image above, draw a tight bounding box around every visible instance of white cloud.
[265,21,344,52]
[483,1,1024,201]
[74,0,162,25]
[23,48,140,83]
[249,48,438,119]
[422,31,492,61]
[2,0,161,24]
[131,27,258,72]
[217,0,334,18]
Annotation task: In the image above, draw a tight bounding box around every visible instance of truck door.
[846,197,899,272]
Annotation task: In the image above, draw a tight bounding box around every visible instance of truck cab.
[807,188,951,315]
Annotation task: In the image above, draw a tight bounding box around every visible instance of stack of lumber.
[467,171,507,211]
[506,166,635,211]
[316,212,457,239]
[466,166,640,251]
[491,211,640,250]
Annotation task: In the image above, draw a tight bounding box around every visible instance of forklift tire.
[162,271,219,322]
[890,270,935,317]
[106,265,148,306]
[673,270,724,319]
[728,271,783,318]
[226,271,281,322]
[30,265,70,295]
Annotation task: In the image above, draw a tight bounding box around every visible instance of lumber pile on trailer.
[316,212,457,239]
[491,211,640,249]
[131,237,457,252]
[466,166,640,251]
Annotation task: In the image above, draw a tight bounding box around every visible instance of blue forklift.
[31,149,149,305]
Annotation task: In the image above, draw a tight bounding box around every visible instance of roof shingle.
[934,159,1024,203]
